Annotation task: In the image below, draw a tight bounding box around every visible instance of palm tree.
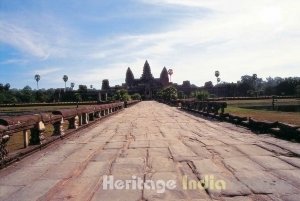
[34,74,41,90]
[70,82,75,90]
[167,69,173,82]
[63,75,68,91]
[215,70,220,97]
[215,71,220,82]
[252,74,258,97]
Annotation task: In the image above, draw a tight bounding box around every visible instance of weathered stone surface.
[42,162,81,179]
[144,172,186,201]
[122,148,147,158]
[104,141,125,149]
[1,101,300,201]
[5,179,59,201]
[91,149,119,161]
[273,169,300,187]
[278,156,300,168]
[208,145,245,158]
[207,174,252,197]
[0,185,23,200]
[169,142,197,159]
[192,159,224,175]
[149,148,171,159]
[91,175,143,201]
[129,140,149,148]
[112,157,145,175]
[234,171,299,194]
[223,157,264,172]
[0,165,48,185]
[234,144,274,156]
[250,156,296,170]
[150,157,176,172]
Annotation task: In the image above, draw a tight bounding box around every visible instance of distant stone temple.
[124,60,170,99]
[56,60,198,102]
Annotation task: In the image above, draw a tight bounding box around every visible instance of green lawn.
[223,98,300,126]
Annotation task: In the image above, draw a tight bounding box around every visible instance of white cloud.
[0,22,50,59]
[33,68,62,76]
[85,0,300,86]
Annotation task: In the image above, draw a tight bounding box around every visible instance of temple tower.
[125,67,134,86]
[141,60,154,81]
[160,66,169,87]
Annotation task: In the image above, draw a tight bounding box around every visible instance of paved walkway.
[0,101,300,201]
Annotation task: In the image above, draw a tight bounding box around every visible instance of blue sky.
[1,0,299,89]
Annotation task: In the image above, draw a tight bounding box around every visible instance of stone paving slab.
[0,101,299,201]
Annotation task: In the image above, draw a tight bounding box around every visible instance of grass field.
[223,98,300,125]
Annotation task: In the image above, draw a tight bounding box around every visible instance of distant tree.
[114,89,131,101]
[276,77,300,95]
[101,79,110,90]
[131,93,141,100]
[4,83,10,91]
[20,86,34,103]
[167,69,173,82]
[34,74,40,89]
[193,90,209,101]
[70,82,75,90]
[0,83,3,92]
[63,75,68,90]
[296,85,300,96]
[75,93,82,102]
[162,86,177,101]
[78,85,88,93]
[35,90,46,102]
[204,81,213,88]
[215,70,220,84]
[177,91,185,99]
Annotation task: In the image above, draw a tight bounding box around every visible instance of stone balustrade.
[124,100,141,108]
[178,100,300,141]
[180,100,227,115]
[0,102,126,163]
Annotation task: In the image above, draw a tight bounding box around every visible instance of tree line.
[0,75,299,104]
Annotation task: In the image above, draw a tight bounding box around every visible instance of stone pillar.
[98,92,102,102]
[52,119,65,136]
[68,115,79,129]
[105,93,108,101]
[95,112,101,118]
[0,134,10,160]
[30,121,46,145]
[82,113,89,124]
[78,115,82,126]
[23,130,29,148]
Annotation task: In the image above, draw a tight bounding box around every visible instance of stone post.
[52,118,64,136]
[68,115,79,129]
[82,113,89,124]
[95,112,101,118]
[98,92,102,102]
[23,130,29,148]
[0,134,10,160]
[30,121,46,145]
